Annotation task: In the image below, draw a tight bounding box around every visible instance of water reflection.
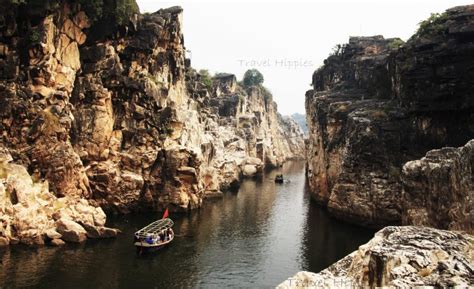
[301,181,376,272]
[0,161,375,288]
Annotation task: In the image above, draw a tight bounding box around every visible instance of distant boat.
[275,174,284,183]
[134,209,174,251]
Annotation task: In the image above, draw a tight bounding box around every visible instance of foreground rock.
[402,140,473,234]
[278,226,474,288]
[305,5,474,229]
[0,148,118,246]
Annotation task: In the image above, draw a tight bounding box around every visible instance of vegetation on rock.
[3,0,139,26]
[387,38,405,50]
[242,69,264,87]
[413,12,448,38]
[198,69,213,90]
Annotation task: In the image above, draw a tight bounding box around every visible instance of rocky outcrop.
[278,226,474,288]
[0,147,118,246]
[0,0,304,222]
[402,140,473,234]
[185,69,305,198]
[305,5,474,228]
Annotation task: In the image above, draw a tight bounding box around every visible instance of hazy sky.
[136,0,472,115]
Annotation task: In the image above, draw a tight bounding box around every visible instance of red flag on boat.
[162,208,169,219]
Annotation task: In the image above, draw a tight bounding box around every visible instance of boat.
[134,209,174,251]
[275,174,284,183]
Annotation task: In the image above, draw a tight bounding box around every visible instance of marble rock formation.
[402,139,473,234]
[0,146,118,246]
[0,0,305,224]
[305,5,474,229]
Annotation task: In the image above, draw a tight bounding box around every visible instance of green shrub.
[113,0,139,25]
[29,28,41,44]
[388,38,404,50]
[5,0,139,26]
[198,69,213,91]
[78,0,104,24]
[242,69,264,87]
[414,12,448,38]
[78,0,139,25]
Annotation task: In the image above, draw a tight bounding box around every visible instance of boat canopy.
[135,218,174,238]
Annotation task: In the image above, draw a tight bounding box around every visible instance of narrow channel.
[0,161,375,288]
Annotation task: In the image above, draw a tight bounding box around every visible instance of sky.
[136,0,473,115]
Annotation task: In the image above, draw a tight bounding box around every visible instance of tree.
[242,69,264,87]
[198,69,213,90]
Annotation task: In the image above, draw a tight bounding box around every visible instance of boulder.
[98,227,120,238]
[45,229,62,240]
[402,139,473,233]
[242,164,258,177]
[50,238,65,246]
[0,236,9,246]
[81,223,101,239]
[56,218,87,243]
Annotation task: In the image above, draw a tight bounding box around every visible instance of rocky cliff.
[305,5,474,229]
[278,226,474,288]
[402,139,473,233]
[186,69,305,191]
[0,1,304,245]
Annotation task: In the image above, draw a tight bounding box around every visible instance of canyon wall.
[305,5,474,230]
[0,1,304,245]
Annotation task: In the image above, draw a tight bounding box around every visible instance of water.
[0,161,375,289]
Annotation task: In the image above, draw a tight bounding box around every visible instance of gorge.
[0,1,473,288]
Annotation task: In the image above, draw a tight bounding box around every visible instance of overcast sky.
[136,0,472,115]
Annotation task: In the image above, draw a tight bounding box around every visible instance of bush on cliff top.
[198,69,213,90]
[3,0,139,26]
[414,12,448,39]
[242,69,264,88]
[388,38,405,50]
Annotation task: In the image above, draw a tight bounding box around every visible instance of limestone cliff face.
[0,0,304,228]
[186,69,305,196]
[305,5,474,229]
[278,226,474,288]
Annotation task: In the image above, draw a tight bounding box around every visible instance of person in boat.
[275,174,284,182]
[145,234,154,244]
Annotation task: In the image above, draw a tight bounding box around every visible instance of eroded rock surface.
[186,69,305,197]
[278,226,474,288]
[0,147,117,246]
[402,139,473,234]
[305,5,474,228]
[0,0,305,223]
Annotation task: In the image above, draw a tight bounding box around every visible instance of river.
[0,161,375,288]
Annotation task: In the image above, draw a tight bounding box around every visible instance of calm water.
[0,161,375,288]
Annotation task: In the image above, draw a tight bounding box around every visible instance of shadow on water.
[300,181,376,273]
[0,161,376,289]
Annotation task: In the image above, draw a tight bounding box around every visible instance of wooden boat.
[275,174,284,183]
[134,217,174,250]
